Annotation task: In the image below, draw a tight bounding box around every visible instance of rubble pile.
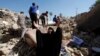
[0,8,35,56]
[0,8,100,56]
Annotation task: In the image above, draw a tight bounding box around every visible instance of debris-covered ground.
[0,8,100,56]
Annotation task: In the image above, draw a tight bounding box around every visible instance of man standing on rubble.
[36,5,40,25]
[40,11,48,27]
[17,11,26,38]
[29,3,38,29]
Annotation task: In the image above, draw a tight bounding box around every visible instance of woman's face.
[47,28,54,34]
[48,29,53,34]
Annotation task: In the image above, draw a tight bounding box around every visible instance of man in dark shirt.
[40,11,48,27]
[29,3,38,29]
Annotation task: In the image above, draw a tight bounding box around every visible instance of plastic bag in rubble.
[59,47,71,56]
[72,36,84,45]
[7,50,18,56]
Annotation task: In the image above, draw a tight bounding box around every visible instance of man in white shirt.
[36,5,40,24]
